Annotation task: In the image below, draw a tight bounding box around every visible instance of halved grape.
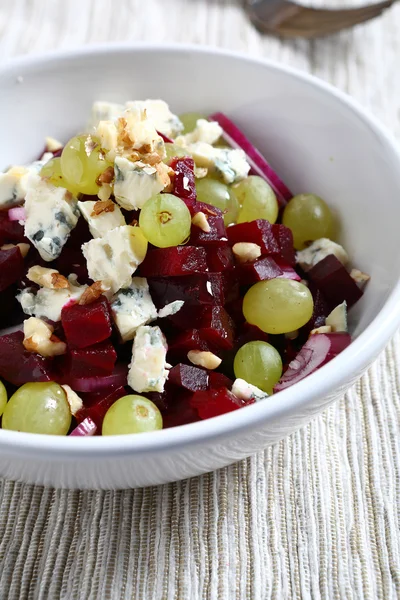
[195,178,239,225]
[139,193,191,248]
[102,395,163,435]
[234,341,282,394]
[233,176,279,224]
[41,157,80,195]
[2,382,71,435]
[282,193,335,250]
[163,143,188,164]
[243,279,314,334]
[179,112,206,135]
[0,380,7,417]
[60,135,112,196]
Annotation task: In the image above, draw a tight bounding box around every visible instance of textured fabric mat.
[1,1,400,598]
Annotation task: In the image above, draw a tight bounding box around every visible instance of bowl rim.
[1,42,400,457]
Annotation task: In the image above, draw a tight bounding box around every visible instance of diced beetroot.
[148,272,238,307]
[307,255,363,309]
[68,340,117,377]
[170,157,197,204]
[61,296,112,349]
[206,245,235,272]
[235,322,269,349]
[0,247,25,292]
[62,363,129,392]
[197,306,235,351]
[190,203,227,247]
[225,297,245,326]
[272,224,296,265]
[191,387,254,419]
[157,131,173,143]
[274,332,351,392]
[140,246,207,277]
[76,386,126,429]
[167,329,209,360]
[302,286,328,335]
[0,331,53,385]
[162,392,200,428]
[0,286,21,328]
[274,257,302,281]
[168,363,209,392]
[227,220,279,255]
[237,256,283,285]
[208,372,233,390]
[0,212,25,245]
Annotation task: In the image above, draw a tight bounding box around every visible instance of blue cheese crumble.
[111,277,158,342]
[128,325,169,393]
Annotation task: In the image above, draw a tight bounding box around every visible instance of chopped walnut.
[97,166,114,185]
[232,242,262,264]
[187,350,222,370]
[23,317,67,358]
[350,268,370,289]
[192,212,210,233]
[61,385,83,416]
[78,281,110,305]
[91,199,115,216]
[97,183,113,202]
[1,242,30,258]
[45,136,63,152]
[310,325,333,336]
[155,162,172,188]
[27,266,69,289]
[141,152,162,166]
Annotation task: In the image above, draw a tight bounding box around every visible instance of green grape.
[233,176,279,225]
[179,112,206,135]
[243,279,314,334]
[2,382,71,435]
[195,178,239,225]
[102,395,163,435]
[60,135,112,195]
[163,143,189,165]
[0,380,7,417]
[234,341,282,394]
[139,193,191,248]
[282,193,335,250]
[40,157,80,196]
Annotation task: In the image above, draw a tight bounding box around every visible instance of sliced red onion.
[157,131,174,143]
[274,332,351,392]
[8,206,26,222]
[209,112,293,207]
[65,364,128,393]
[69,417,97,436]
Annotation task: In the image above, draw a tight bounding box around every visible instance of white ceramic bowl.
[1,44,400,489]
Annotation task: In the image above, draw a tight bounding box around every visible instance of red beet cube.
[170,157,197,204]
[197,306,235,351]
[0,331,53,385]
[301,286,329,335]
[0,246,25,292]
[206,245,235,272]
[208,372,233,390]
[61,296,112,349]
[0,212,25,245]
[191,387,253,419]
[148,272,238,307]
[274,257,301,281]
[162,392,200,428]
[227,220,279,255]
[208,272,240,305]
[168,329,208,355]
[272,224,296,265]
[225,297,245,326]
[190,203,227,246]
[169,363,209,392]
[69,340,117,377]
[76,386,126,429]
[308,255,363,309]
[235,322,269,349]
[140,246,207,277]
[237,256,283,285]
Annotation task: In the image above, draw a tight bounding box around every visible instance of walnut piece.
[97,166,114,185]
[78,281,110,305]
[232,242,262,264]
[192,212,210,233]
[310,325,333,336]
[27,265,69,289]
[187,350,222,370]
[61,385,83,416]
[91,200,115,217]
[23,317,67,358]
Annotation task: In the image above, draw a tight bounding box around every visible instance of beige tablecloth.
[0,1,400,598]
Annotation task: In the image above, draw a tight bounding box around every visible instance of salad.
[0,99,369,436]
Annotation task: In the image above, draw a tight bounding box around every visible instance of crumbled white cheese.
[111,277,158,342]
[23,317,67,357]
[61,385,83,416]
[350,268,370,289]
[82,225,148,294]
[187,350,221,370]
[125,99,183,138]
[96,120,118,154]
[0,166,31,208]
[175,119,222,146]
[296,238,349,271]
[17,275,87,322]
[77,200,125,238]
[158,300,184,319]
[45,136,63,152]
[183,142,250,183]
[326,301,348,332]
[128,325,168,393]
[310,326,333,335]
[123,107,164,154]
[231,378,269,402]
[27,265,69,289]
[113,157,166,210]
[24,176,79,261]
[192,212,210,233]
[89,101,125,128]
[232,242,262,264]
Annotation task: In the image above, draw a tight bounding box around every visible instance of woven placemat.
[0,332,399,599]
